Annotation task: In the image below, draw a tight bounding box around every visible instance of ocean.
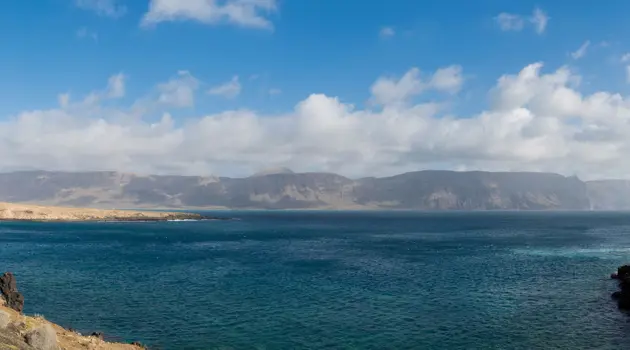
[1,211,630,349]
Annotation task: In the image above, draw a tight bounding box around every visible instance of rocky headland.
[0,272,144,350]
[610,265,630,310]
[0,202,217,222]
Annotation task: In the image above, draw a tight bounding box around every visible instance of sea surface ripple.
[1,211,630,349]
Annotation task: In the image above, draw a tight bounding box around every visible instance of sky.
[1,0,630,179]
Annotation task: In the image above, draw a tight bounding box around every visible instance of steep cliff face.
[354,171,589,210]
[0,169,599,210]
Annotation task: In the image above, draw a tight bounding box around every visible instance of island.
[0,202,214,222]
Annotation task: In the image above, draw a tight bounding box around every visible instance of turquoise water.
[1,211,630,349]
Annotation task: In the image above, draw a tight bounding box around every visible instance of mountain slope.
[355,171,589,210]
[585,180,630,210]
[0,170,604,210]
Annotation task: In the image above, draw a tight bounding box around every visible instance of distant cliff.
[0,169,622,210]
[586,180,630,210]
[355,171,590,210]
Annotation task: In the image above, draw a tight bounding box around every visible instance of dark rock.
[610,264,630,311]
[91,332,104,339]
[131,341,147,349]
[617,265,630,279]
[619,297,630,310]
[0,272,24,313]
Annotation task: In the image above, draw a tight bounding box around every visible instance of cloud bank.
[4,62,630,179]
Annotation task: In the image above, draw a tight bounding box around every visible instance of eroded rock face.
[0,272,24,313]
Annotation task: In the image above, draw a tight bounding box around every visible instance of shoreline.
[0,217,231,223]
[1,272,145,349]
[0,202,234,223]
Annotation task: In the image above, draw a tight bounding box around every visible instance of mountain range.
[0,169,628,210]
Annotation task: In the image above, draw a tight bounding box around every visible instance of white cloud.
[622,53,630,63]
[76,27,98,41]
[268,88,282,96]
[141,0,277,29]
[530,8,549,34]
[625,66,630,83]
[495,13,524,32]
[379,27,395,38]
[73,73,126,107]
[75,0,126,18]
[370,68,423,106]
[208,76,241,98]
[156,71,200,107]
[58,94,70,108]
[370,66,464,106]
[430,66,464,93]
[107,73,126,98]
[571,40,590,60]
[496,8,548,35]
[7,63,630,179]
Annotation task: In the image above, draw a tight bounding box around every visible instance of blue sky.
[1,0,630,178]
[0,0,627,117]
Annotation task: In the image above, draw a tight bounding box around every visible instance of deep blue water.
[1,211,630,349]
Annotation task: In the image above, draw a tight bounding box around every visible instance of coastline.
[0,272,145,349]
[0,202,230,223]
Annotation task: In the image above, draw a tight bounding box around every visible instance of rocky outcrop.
[0,273,24,313]
[611,265,630,310]
[0,272,144,349]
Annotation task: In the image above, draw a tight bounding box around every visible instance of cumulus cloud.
[495,8,548,35]
[75,73,126,107]
[156,71,199,107]
[571,40,590,60]
[5,62,630,179]
[370,65,463,106]
[379,27,395,38]
[208,76,241,98]
[429,66,464,93]
[141,0,277,29]
[107,73,126,98]
[75,0,126,18]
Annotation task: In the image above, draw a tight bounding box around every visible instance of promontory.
[0,202,207,222]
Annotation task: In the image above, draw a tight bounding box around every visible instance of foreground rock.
[0,202,221,222]
[0,272,144,350]
[611,265,630,310]
[0,273,24,313]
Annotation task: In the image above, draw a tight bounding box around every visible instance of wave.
[95,218,212,223]
[512,246,630,259]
